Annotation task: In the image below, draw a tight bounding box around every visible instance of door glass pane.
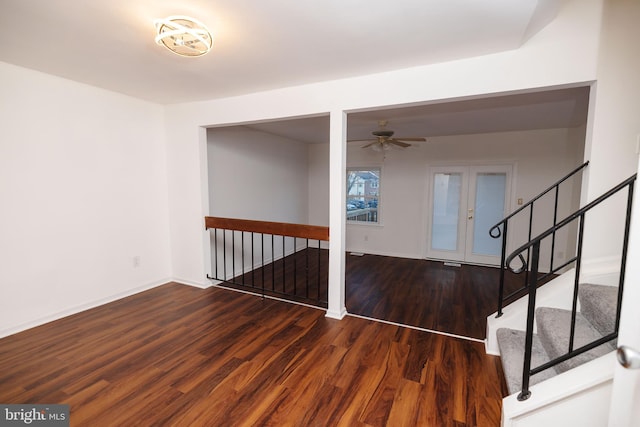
[472,173,506,256]
[431,173,461,251]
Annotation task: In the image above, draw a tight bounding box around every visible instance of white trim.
[341,248,507,267]
[425,163,514,265]
[209,284,481,339]
[0,278,172,339]
[346,165,383,225]
[581,255,621,278]
[176,277,211,289]
[344,247,424,260]
[200,126,213,286]
[502,352,615,427]
[346,221,384,228]
[485,339,500,356]
[426,165,469,262]
[326,308,348,320]
[347,313,485,343]
[210,283,327,312]
[328,110,347,319]
[425,256,500,269]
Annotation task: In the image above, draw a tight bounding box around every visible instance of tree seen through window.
[346,168,379,223]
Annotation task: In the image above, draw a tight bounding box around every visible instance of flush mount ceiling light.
[154,15,213,57]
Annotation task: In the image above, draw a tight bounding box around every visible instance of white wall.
[308,143,330,227]
[163,0,604,287]
[581,0,640,272]
[600,1,640,425]
[206,127,312,278]
[0,62,171,337]
[207,127,309,222]
[344,128,585,266]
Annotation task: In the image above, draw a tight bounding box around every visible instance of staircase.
[497,282,618,395]
[487,169,636,425]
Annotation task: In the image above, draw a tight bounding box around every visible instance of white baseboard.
[0,278,172,339]
[345,247,423,260]
[325,307,347,320]
[172,277,211,289]
[581,255,622,282]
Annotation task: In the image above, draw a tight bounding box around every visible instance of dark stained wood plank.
[215,245,545,341]
[346,254,535,339]
[0,282,507,426]
[386,379,422,427]
[361,340,411,426]
[219,249,521,339]
[218,247,330,307]
[205,216,329,240]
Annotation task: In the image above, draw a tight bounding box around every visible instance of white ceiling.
[0,0,560,104]
[1,0,588,141]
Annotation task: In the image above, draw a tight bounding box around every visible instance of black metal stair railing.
[204,216,330,307]
[490,161,589,317]
[505,174,635,401]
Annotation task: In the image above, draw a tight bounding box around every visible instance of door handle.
[617,346,640,369]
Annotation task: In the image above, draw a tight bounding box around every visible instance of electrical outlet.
[364,235,369,242]
[133,256,141,268]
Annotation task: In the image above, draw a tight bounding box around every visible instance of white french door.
[427,165,512,265]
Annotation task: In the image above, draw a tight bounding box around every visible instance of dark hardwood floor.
[0,283,507,426]
[219,249,529,340]
[346,254,527,340]
[224,247,329,307]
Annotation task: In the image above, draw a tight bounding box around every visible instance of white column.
[200,126,214,286]
[326,110,347,319]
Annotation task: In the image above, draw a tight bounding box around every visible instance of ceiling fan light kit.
[348,120,426,151]
[154,16,213,57]
[371,142,391,152]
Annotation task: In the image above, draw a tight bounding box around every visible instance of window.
[346,168,380,223]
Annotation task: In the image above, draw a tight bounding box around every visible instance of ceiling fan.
[348,120,426,151]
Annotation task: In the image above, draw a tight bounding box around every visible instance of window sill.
[346,221,383,228]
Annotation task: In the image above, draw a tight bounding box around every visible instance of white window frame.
[346,166,381,225]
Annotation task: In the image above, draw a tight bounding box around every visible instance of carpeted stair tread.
[536,307,615,373]
[497,328,558,395]
[579,283,618,336]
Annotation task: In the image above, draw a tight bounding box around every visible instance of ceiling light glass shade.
[371,142,391,152]
[154,16,213,57]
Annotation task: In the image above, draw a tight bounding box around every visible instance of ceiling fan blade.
[361,141,379,148]
[393,137,426,142]
[388,140,411,148]
[347,139,375,143]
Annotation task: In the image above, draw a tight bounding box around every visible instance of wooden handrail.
[205,216,329,241]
